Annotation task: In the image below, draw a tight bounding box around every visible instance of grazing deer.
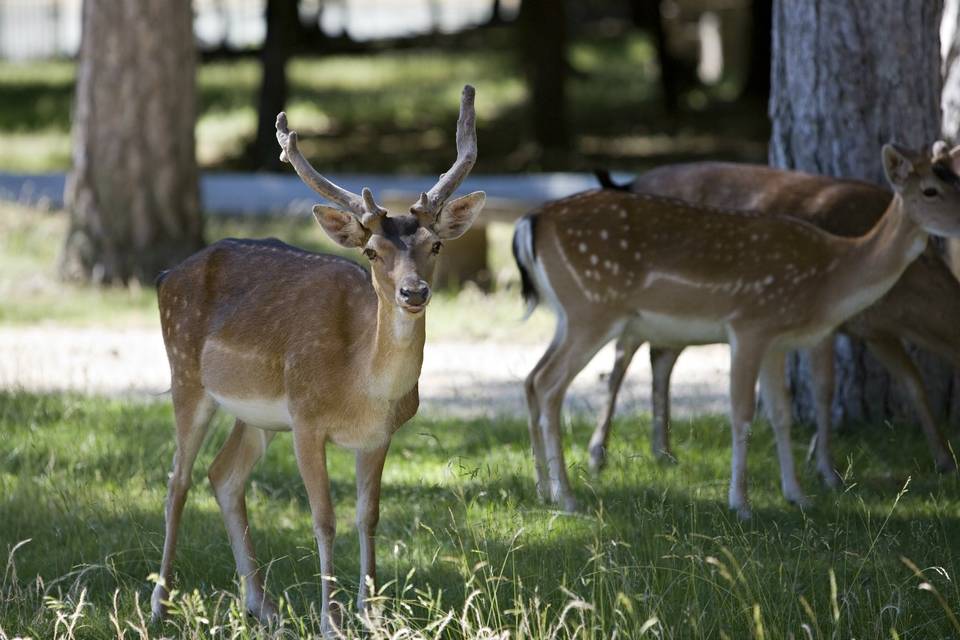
[587,165,960,484]
[513,142,960,517]
[150,86,485,632]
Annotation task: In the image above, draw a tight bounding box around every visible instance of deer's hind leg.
[588,328,645,473]
[208,420,277,622]
[152,387,217,622]
[533,317,623,511]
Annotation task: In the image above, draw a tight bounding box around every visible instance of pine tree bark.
[769,0,956,427]
[62,0,203,285]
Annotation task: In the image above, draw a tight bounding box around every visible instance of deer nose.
[399,281,431,306]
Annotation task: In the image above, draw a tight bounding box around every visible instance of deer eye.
[363,248,378,261]
[431,241,443,255]
[922,187,939,198]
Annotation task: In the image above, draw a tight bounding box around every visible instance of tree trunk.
[62,0,203,285]
[740,0,771,102]
[251,0,299,170]
[629,0,679,111]
[769,0,955,428]
[517,0,568,162]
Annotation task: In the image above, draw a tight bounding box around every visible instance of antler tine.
[275,112,366,217]
[360,187,387,230]
[410,85,478,224]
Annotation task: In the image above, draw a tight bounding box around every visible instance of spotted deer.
[513,142,960,517]
[588,164,960,485]
[150,86,485,632]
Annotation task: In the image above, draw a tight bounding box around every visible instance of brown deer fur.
[150,86,485,634]
[514,143,960,517]
[588,163,960,483]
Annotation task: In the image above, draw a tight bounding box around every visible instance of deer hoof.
[588,445,607,474]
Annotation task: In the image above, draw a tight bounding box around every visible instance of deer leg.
[534,325,612,512]
[758,349,809,508]
[588,330,644,473]
[525,322,566,501]
[808,336,842,488]
[355,444,389,615]
[866,336,956,473]
[152,390,217,622]
[292,429,339,637]
[650,346,682,463]
[727,333,767,520]
[208,420,277,622]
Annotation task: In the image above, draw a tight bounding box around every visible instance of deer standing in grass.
[513,142,960,517]
[150,86,485,632]
[587,164,960,484]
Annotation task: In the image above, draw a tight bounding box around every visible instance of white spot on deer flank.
[599,230,609,240]
[590,255,599,265]
[619,239,628,249]
[578,242,588,253]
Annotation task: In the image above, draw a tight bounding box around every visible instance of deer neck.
[362,295,426,400]
[830,195,928,314]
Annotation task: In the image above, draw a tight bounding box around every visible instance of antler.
[410,85,478,227]
[276,112,386,229]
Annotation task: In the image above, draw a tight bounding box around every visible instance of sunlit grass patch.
[1,391,959,637]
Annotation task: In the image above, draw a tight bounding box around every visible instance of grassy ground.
[0,31,767,174]
[1,391,959,638]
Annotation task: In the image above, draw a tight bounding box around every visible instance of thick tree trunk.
[251,0,299,170]
[769,0,956,428]
[517,0,568,162]
[62,0,203,285]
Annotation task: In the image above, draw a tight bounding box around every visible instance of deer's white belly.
[209,392,293,431]
[625,312,727,346]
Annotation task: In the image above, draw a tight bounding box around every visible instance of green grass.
[0,31,767,174]
[1,391,959,638]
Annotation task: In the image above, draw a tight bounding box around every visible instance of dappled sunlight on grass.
[2,391,960,637]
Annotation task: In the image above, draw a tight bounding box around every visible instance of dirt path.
[0,325,731,420]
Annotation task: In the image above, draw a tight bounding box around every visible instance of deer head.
[276,85,485,314]
[883,141,960,236]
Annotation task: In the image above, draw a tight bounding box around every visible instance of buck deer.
[513,142,960,517]
[587,165,960,484]
[150,86,485,632]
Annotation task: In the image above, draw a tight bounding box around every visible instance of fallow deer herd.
[149,84,960,630]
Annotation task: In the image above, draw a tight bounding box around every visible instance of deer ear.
[313,205,368,248]
[882,143,915,189]
[434,191,486,240]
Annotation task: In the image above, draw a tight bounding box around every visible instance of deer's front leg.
[808,336,842,488]
[293,428,339,636]
[355,444,389,614]
[727,332,767,520]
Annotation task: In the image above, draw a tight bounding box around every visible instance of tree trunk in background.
[629,0,679,111]
[62,0,203,285]
[517,0,568,162]
[252,0,299,170]
[769,0,956,428]
[740,0,771,102]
